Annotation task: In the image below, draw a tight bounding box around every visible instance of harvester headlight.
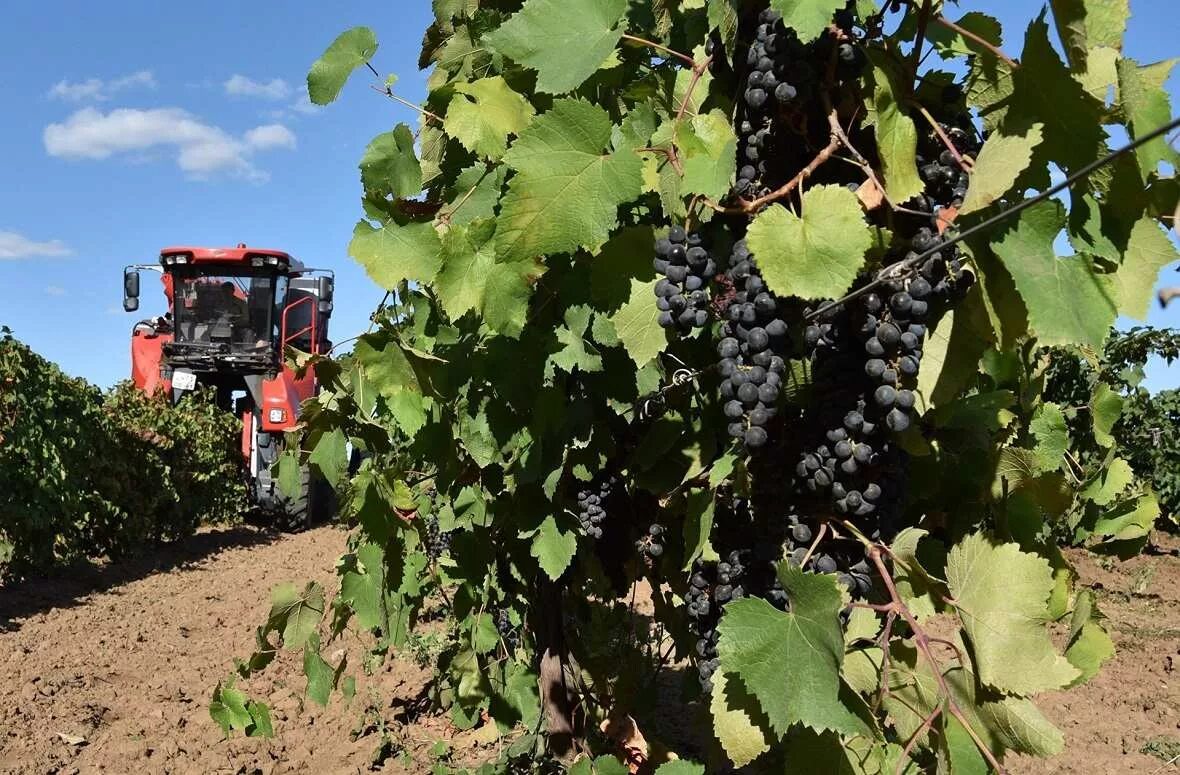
[268,408,287,423]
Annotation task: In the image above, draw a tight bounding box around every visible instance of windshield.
[171,268,286,354]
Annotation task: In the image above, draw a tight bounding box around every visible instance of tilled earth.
[0,525,1177,774]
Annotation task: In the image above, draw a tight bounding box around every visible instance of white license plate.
[172,371,197,391]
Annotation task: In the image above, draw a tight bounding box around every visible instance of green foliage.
[223,2,1178,770]
[0,330,246,579]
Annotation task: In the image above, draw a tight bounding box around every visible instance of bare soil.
[0,526,1177,774]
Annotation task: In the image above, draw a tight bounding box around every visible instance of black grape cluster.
[424,513,452,560]
[654,226,717,333]
[494,607,520,651]
[687,549,750,693]
[916,120,981,208]
[635,522,666,560]
[575,475,619,540]
[744,10,819,113]
[718,240,788,451]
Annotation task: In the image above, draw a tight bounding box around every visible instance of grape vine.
[221,2,1180,772]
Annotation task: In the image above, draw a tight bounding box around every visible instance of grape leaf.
[1117,57,1179,179]
[303,645,335,706]
[359,124,422,198]
[960,122,1044,214]
[707,0,740,51]
[990,200,1114,349]
[1110,216,1179,321]
[436,219,545,338]
[710,672,772,767]
[275,450,302,500]
[445,76,536,160]
[928,12,1003,59]
[483,0,629,94]
[1081,457,1134,506]
[308,27,379,105]
[443,164,508,226]
[1050,0,1128,69]
[677,110,738,201]
[496,99,643,263]
[944,714,989,775]
[864,51,925,204]
[976,695,1065,757]
[1090,382,1125,448]
[550,306,604,375]
[768,0,845,43]
[746,186,872,301]
[946,533,1080,695]
[349,220,443,290]
[339,543,384,630]
[209,681,253,735]
[590,226,657,311]
[654,762,705,775]
[1091,492,1158,556]
[1009,16,1106,173]
[890,528,944,620]
[609,277,667,367]
[1065,590,1115,685]
[914,293,994,413]
[530,515,577,581]
[269,581,325,651]
[309,427,348,488]
[717,564,869,737]
[1029,402,1069,473]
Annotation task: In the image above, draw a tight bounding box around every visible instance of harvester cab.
[123,244,335,528]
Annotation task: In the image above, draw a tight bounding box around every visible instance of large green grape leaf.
[1050,0,1128,69]
[1080,457,1134,505]
[496,99,643,263]
[946,533,1080,695]
[608,277,667,368]
[710,671,772,767]
[359,124,422,198]
[436,219,545,337]
[990,200,1114,349]
[1089,382,1125,448]
[1117,57,1179,179]
[677,109,737,201]
[349,220,443,290]
[746,186,872,301]
[1029,402,1069,473]
[444,76,536,160]
[717,564,869,737]
[1090,492,1158,556]
[530,515,578,581]
[268,581,325,651]
[863,51,924,204]
[308,27,379,105]
[483,0,629,94]
[960,122,1044,214]
[309,427,348,488]
[1109,216,1179,321]
[1009,16,1106,173]
[768,0,845,43]
[442,164,508,226]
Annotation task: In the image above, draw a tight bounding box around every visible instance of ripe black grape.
[653,227,716,334]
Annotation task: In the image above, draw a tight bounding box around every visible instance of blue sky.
[0,1,1176,391]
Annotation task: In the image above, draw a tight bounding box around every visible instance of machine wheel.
[274,463,313,532]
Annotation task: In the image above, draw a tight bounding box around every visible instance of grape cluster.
[424,513,452,560]
[916,122,981,208]
[718,240,787,451]
[494,607,520,651]
[575,475,619,540]
[654,226,716,333]
[686,549,751,693]
[635,523,666,560]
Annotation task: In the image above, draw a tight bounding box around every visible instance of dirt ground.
[0,526,1177,775]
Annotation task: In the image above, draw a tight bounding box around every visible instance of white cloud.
[224,75,291,100]
[43,107,296,182]
[48,70,156,102]
[45,285,67,296]
[244,124,296,150]
[0,231,72,260]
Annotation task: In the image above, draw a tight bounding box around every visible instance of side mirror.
[317,276,334,303]
[123,269,140,312]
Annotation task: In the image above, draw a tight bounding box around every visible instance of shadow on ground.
[0,525,277,632]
